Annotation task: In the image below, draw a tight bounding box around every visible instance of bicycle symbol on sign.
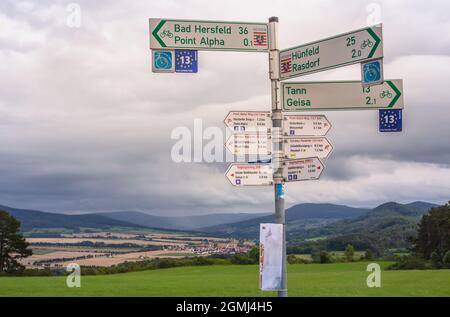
[160,30,173,38]
[360,39,374,50]
[379,90,393,99]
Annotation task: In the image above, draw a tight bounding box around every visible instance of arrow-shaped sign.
[225,133,272,156]
[224,111,271,132]
[226,163,273,186]
[282,79,403,111]
[283,115,331,136]
[285,137,333,160]
[283,157,324,182]
[279,25,383,80]
[149,19,269,52]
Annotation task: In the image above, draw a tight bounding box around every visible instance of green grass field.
[0,262,449,296]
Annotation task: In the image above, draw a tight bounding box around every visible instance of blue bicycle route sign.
[362,58,383,86]
[152,50,174,72]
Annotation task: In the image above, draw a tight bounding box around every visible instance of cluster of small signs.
[224,111,272,156]
[152,49,198,73]
[282,116,331,182]
[149,19,270,73]
[223,112,330,186]
[149,19,405,187]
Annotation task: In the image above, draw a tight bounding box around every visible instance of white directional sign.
[285,137,333,160]
[149,19,269,51]
[283,157,324,182]
[226,164,273,186]
[224,111,271,132]
[283,115,331,136]
[225,133,271,155]
[282,79,403,111]
[279,25,383,80]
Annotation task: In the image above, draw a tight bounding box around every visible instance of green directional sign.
[280,25,383,80]
[282,79,403,111]
[149,19,269,52]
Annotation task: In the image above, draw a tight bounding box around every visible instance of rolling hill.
[304,201,438,237]
[404,201,439,213]
[287,201,438,253]
[197,203,370,238]
[290,202,434,242]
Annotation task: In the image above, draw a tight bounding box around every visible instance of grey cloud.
[0,0,449,215]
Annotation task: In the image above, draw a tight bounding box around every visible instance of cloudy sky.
[0,0,449,215]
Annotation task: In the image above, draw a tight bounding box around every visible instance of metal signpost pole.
[268,16,287,297]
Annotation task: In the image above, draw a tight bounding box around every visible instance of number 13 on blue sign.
[175,49,198,73]
[379,109,402,132]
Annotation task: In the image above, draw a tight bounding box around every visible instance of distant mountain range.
[0,205,143,232]
[0,204,268,232]
[0,201,439,251]
[98,211,269,230]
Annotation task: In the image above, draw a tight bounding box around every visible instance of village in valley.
[22,231,254,269]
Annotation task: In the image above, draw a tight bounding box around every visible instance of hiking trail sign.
[283,115,331,136]
[285,137,333,160]
[282,79,403,111]
[283,157,324,182]
[224,111,271,132]
[226,163,273,186]
[225,133,272,156]
[149,19,269,51]
[279,25,383,80]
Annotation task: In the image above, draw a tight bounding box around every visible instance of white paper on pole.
[259,223,283,291]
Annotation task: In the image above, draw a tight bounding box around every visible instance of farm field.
[1,262,449,297]
[22,231,250,268]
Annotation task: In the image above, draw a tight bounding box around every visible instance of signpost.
[268,17,288,297]
[150,16,404,298]
[226,163,273,186]
[225,133,271,156]
[283,115,331,136]
[150,19,269,51]
[279,24,383,80]
[224,111,271,132]
[283,157,324,182]
[282,79,403,111]
[285,137,333,160]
